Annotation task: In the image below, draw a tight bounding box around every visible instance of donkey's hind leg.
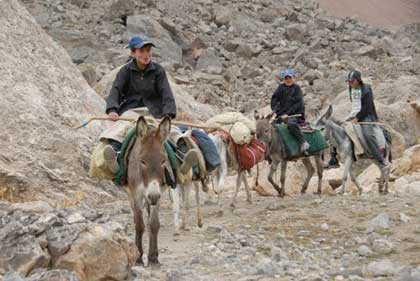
[349,168,363,195]
[314,155,323,195]
[194,181,203,228]
[301,158,314,194]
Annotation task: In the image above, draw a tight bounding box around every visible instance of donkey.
[254,111,324,197]
[208,133,252,215]
[127,116,180,266]
[313,105,391,194]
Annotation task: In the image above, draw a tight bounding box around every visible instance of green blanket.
[113,128,178,186]
[274,124,328,159]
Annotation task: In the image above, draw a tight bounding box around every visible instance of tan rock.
[55,223,137,281]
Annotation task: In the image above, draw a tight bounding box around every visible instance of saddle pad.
[274,124,328,159]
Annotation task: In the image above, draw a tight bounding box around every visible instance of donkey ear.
[266,112,274,121]
[157,116,171,140]
[325,104,333,120]
[254,110,260,120]
[136,116,149,138]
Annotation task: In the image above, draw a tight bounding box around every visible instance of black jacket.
[350,84,378,121]
[106,59,176,118]
[270,83,305,119]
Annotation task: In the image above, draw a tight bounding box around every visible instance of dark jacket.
[270,83,305,119]
[350,84,378,121]
[106,59,176,118]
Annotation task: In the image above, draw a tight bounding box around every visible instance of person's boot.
[180,149,199,175]
[103,144,119,174]
[324,151,340,169]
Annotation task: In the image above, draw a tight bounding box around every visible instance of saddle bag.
[235,138,265,171]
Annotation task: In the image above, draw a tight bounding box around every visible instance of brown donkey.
[127,116,173,266]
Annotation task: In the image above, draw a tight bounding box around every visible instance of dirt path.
[121,175,420,280]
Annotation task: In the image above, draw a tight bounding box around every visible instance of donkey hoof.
[197,220,203,228]
[135,257,144,266]
[148,260,161,269]
[246,198,252,204]
[314,191,322,196]
[216,210,224,217]
[300,190,307,195]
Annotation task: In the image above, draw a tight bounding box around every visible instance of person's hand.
[280,114,288,120]
[350,118,359,124]
[108,112,119,121]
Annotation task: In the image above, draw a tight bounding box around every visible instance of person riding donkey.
[99,34,199,176]
[271,69,310,155]
[325,70,390,170]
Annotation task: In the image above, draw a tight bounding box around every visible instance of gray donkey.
[313,105,391,195]
[254,111,324,197]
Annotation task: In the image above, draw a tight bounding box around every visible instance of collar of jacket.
[128,59,157,73]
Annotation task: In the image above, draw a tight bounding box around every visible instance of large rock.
[55,223,137,281]
[0,0,114,204]
[285,24,308,42]
[392,144,420,176]
[196,49,223,74]
[126,15,182,65]
[94,65,217,121]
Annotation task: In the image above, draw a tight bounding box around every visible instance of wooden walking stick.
[74,115,220,130]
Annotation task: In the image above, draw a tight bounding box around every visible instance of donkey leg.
[181,184,191,230]
[128,189,145,266]
[301,158,314,195]
[339,157,352,195]
[216,163,227,216]
[147,203,161,266]
[268,161,282,196]
[170,186,181,236]
[230,171,242,209]
[242,172,252,204]
[279,160,287,197]
[349,168,363,195]
[194,181,203,228]
[314,155,324,195]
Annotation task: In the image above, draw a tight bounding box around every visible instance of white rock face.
[0,0,113,204]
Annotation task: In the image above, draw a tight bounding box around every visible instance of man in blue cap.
[271,69,309,155]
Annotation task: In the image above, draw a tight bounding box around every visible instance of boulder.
[0,0,112,204]
[196,50,223,74]
[54,223,137,281]
[285,24,308,42]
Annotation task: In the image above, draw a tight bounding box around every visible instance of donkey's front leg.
[230,171,243,209]
[301,158,314,195]
[279,160,287,197]
[181,183,191,230]
[147,203,160,266]
[314,155,324,195]
[339,157,352,195]
[268,160,281,196]
[128,189,145,266]
[242,172,252,204]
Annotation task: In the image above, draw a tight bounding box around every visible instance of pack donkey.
[313,105,391,194]
[127,116,180,266]
[254,111,324,197]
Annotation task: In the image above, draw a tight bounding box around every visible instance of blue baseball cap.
[281,69,295,80]
[127,35,156,49]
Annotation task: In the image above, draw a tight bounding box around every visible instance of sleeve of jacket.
[356,86,373,121]
[286,86,304,116]
[157,68,176,119]
[270,86,286,116]
[106,66,129,114]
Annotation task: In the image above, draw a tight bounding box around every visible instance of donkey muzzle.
[146,180,161,206]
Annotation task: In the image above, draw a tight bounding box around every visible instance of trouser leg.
[287,118,305,144]
[362,125,385,166]
[329,147,339,165]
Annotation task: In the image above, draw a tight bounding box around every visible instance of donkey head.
[313,105,334,144]
[129,116,171,206]
[254,110,274,145]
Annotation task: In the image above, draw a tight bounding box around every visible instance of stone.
[367,213,390,233]
[196,50,223,74]
[372,239,394,255]
[399,213,411,223]
[106,0,136,19]
[321,223,329,231]
[78,63,97,87]
[357,245,373,257]
[364,260,398,277]
[214,5,232,26]
[285,24,308,42]
[353,45,385,59]
[55,224,137,281]
[66,213,86,224]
